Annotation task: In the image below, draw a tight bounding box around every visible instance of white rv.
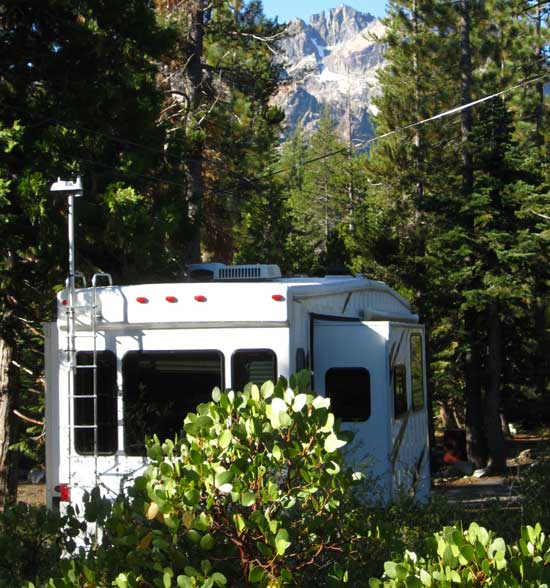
[44,263,430,511]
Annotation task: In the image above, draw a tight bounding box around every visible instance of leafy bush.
[0,502,83,588]
[370,522,550,587]
[48,373,363,588]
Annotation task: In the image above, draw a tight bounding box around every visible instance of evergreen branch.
[228,30,287,55]
[528,209,550,222]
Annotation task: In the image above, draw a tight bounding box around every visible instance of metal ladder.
[65,272,113,493]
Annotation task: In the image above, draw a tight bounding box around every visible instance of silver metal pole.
[50,176,83,501]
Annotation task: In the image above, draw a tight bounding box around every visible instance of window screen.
[411,334,425,411]
[393,364,408,419]
[232,349,277,391]
[123,350,224,455]
[74,351,118,455]
[325,367,371,422]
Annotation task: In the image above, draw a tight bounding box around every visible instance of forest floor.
[432,432,550,505]
[15,433,550,508]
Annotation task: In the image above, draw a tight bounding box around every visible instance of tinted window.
[411,334,425,411]
[325,368,371,422]
[74,351,117,455]
[296,348,306,372]
[393,364,408,419]
[123,351,224,455]
[232,349,277,391]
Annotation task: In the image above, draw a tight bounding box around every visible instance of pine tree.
[156,0,285,263]
[367,0,550,470]
[0,0,175,503]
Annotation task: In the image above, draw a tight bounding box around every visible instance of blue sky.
[260,1,387,23]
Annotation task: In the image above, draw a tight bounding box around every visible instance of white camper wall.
[312,319,392,496]
[44,322,60,509]
[388,325,430,501]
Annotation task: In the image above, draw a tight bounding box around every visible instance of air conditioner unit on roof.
[188,263,282,281]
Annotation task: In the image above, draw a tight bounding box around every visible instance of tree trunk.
[186,1,206,263]
[459,0,487,467]
[533,4,547,398]
[0,335,18,506]
[464,311,487,467]
[459,0,474,195]
[534,293,547,397]
[485,301,507,473]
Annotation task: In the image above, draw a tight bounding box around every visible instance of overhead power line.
[261,73,550,179]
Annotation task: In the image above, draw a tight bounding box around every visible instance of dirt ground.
[17,482,46,507]
[432,433,550,504]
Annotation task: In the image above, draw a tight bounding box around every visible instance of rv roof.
[57,272,417,329]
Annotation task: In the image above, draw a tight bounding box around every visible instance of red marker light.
[272,294,285,302]
[56,483,70,502]
[62,299,68,306]
[165,296,178,303]
[194,295,207,302]
[136,297,149,304]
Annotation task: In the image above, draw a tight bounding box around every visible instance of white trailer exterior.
[44,264,430,510]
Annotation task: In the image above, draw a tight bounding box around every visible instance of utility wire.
[261,73,550,179]
[6,72,549,193]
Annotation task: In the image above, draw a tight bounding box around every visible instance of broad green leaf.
[182,511,194,529]
[177,576,192,588]
[184,489,200,507]
[200,533,216,550]
[114,574,128,588]
[219,429,232,448]
[272,444,282,461]
[292,394,307,413]
[215,470,233,488]
[320,412,335,433]
[419,569,432,586]
[384,561,397,579]
[312,396,331,409]
[324,432,346,453]
[284,387,294,405]
[241,492,256,507]
[184,567,200,578]
[261,381,274,399]
[459,544,474,564]
[248,566,266,584]
[211,572,227,586]
[233,513,246,534]
[186,530,201,544]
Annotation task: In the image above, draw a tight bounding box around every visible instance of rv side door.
[312,317,391,489]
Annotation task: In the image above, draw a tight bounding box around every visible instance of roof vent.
[188,263,282,281]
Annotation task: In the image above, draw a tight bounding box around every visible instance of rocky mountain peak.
[273,5,384,145]
[308,4,375,45]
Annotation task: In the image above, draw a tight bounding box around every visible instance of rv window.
[296,348,306,372]
[232,349,277,391]
[74,351,118,455]
[393,365,408,419]
[411,334,425,411]
[123,350,224,455]
[325,368,371,422]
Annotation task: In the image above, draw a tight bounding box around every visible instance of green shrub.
[49,373,363,588]
[0,502,83,588]
[370,522,550,587]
